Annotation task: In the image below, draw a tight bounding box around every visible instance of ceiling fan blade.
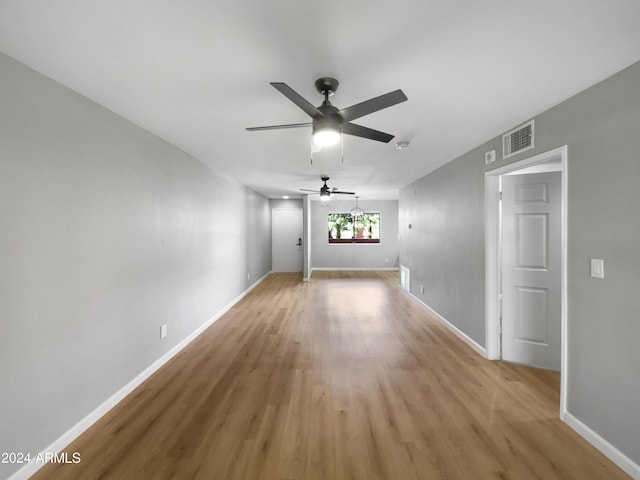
[246,122,311,131]
[332,190,355,195]
[342,122,395,143]
[271,82,325,119]
[337,89,407,123]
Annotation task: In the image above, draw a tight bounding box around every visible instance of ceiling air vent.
[503,120,534,159]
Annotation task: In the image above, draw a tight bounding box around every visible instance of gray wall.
[311,199,399,270]
[0,53,271,479]
[399,157,485,344]
[399,60,640,466]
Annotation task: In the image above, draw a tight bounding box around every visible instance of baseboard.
[562,411,640,479]
[8,271,272,480]
[310,267,400,272]
[401,287,487,358]
[308,267,399,280]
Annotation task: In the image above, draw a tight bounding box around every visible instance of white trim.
[303,194,312,280]
[311,267,399,272]
[559,152,569,417]
[307,267,400,280]
[8,271,272,480]
[402,287,487,357]
[563,412,640,479]
[485,145,568,414]
[484,173,501,360]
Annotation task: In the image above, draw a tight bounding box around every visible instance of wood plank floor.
[33,271,629,479]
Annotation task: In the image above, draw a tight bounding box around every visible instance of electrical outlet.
[420,285,425,294]
[160,324,167,338]
[384,258,389,264]
[247,272,251,281]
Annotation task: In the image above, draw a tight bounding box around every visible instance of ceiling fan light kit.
[312,119,341,146]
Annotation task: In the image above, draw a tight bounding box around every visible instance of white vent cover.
[400,265,410,291]
[503,120,534,159]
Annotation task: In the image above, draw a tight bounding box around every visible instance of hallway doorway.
[485,146,568,413]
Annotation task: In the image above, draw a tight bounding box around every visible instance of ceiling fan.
[300,176,355,201]
[246,77,407,145]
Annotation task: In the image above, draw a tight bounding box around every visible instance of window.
[328,213,380,244]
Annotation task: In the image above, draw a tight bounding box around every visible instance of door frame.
[484,145,568,416]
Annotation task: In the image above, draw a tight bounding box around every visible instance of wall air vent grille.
[503,120,534,159]
[400,265,410,291]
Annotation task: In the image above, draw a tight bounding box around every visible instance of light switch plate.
[485,149,496,165]
[590,259,604,279]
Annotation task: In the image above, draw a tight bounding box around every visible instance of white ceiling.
[1,0,639,199]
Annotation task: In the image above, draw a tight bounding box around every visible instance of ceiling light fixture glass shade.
[350,196,364,217]
[312,120,341,146]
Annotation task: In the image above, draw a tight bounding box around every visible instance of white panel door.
[501,172,561,370]
[272,209,303,273]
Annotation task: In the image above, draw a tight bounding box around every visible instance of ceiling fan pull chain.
[341,133,344,163]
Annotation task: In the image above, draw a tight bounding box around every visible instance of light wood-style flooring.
[34,271,629,479]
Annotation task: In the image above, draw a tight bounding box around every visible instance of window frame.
[327,212,381,244]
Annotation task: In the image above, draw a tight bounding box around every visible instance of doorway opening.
[485,146,568,417]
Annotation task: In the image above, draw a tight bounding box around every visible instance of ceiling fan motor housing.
[320,176,331,197]
[314,77,339,96]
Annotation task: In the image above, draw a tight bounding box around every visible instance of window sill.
[328,238,380,244]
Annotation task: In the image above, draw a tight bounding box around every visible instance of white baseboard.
[8,271,272,480]
[562,411,640,479]
[308,267,399,279]
[401,287,487,358]
[310,267,399,273]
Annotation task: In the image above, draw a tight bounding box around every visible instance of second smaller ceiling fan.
[300,176,354,201]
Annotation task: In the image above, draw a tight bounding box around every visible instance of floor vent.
[503,120,534,159]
